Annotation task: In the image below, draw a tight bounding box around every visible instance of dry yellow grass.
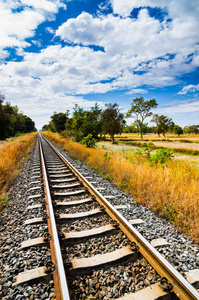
[43,131,199,244]
[109,133,199,158]
[0,132,37,212]
[114,132,199,141]
[152,140,199,150]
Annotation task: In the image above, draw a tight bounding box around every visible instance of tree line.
[42,97,199,143]
[42,103,125,143]
[0,92,36,140]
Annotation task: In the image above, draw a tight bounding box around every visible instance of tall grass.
[0,132,37,213]
[43,131,199,243]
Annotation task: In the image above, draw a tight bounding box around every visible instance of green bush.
[135,143,152,158]
[149,148,174,164]
[81,134,97,148]
[135,143,174,164]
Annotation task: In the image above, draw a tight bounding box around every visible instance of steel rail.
[39,134,70,300]
[41,134,199,300]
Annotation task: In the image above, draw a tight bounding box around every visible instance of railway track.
[11,134,199,299]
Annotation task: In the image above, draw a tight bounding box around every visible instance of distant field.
[99,133,199,164]
[113,133,199,141]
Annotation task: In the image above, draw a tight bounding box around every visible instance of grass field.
[114,132,199,141]
[101,133,199,163]
[43,131,199,244]
[0,132,37,214]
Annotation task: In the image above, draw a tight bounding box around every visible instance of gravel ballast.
[0,137,199,299]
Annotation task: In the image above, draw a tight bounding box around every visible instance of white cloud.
[0,44,108,128]
[178,84,199,95]
[46,27,55,34]
[109,0,199,21]
[55,2,199,90]
[125,89,148,95]
[154,99,199,115]
[0,0,66,57]
[1,0,199,128]
[56,10,162,56]
[20,0,58,12]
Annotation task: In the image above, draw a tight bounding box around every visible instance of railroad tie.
[69,245,139,272]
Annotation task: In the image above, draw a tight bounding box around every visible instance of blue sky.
[0,0,199,130]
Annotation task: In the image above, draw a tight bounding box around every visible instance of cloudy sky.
[0,0,199,129]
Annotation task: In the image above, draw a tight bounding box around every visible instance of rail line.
[13,134,199,300]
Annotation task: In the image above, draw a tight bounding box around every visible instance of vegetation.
[81,134,97,148]
[43,102,126,144]
[108,135,199,157]
[40,98,199,244]
[42,131,199,244]
[173,125,183,136]
[151,114,174,137]
[42,98,199,141]
[128,142,174,164]
[50,111,69,133]
[126,97,158,139]
[0,132,37,213]
[101,103,125,142]
[0,92,36,140]
[43,103,102,142]
[184,125,199,134]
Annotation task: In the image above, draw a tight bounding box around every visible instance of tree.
[101,103,125,142]
[24,116,36,133]
[0,92,36,139]
[132,120,140,133]
[42,124,51,131]
[0,92,5,106]
[0,92,6,139]
[86,103,102,138]
[151,114,174,137]
[184,125,199,135]
[50,111,69,133]
[73,104,86,119]
[174,125,183,136]
[63,104,102,142]
[126,97,158,139]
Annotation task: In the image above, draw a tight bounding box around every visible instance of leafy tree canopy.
[50,111,69,133]
[126,97,158,139]
[101,103,125,142]
[174,125,183,136]
[184,125,199,134]
[0,92,36,140]
[151,114,174,137]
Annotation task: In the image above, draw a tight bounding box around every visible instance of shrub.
[149,148,174,164]
[81,134,97,148]
[135,143,174,163]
